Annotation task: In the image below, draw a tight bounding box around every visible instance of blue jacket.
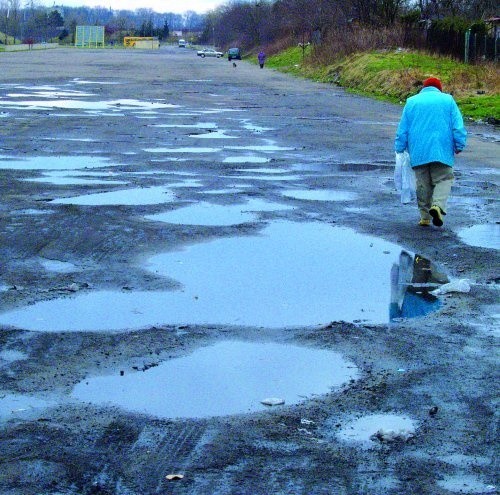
[395,86,467,168]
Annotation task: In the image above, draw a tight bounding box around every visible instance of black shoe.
[429,206,444,227]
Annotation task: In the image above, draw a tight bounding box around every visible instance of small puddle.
[197,109,240,114]
[0,394,55,422]
[0,222,445,332]
[0,349,28,363]
[51,186,176,206]
[457,224,500,250]
[41,137,96,142]
[145,199,292,226]
[144,147,221,153]
[235,168,288,174]
[39,258,78,273]
[228,174,300,182]
[6,89,93,98]
[437,476,497,494]
[203,188,245,195]
[336,413,417,449]
[168,179,203,188]
[282,189,358,201]
[152,122,217,129]
[72,79,121,85]
[189,129,237,139]
[71,341,360,419]
[0,156,111,170]
[0,98,179,111]
[223,156,271,164]
[240,120,275,133]
[24,174,127,186]
[225,145,295,152]
[13,209,54,216]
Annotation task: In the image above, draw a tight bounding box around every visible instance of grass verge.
[265,48,499,123]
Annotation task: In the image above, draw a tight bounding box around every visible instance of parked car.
[227,47,241,61]
[178,39,186,47]
[197,48,224,58]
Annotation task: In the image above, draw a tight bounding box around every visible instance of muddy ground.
[0,46,498,495]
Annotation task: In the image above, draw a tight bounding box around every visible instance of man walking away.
[395,77,467,227]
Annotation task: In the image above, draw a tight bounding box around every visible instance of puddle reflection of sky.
[0,221,440,332]
[145,199,293,226]
[71,341,360,419]
[0,156,111,170]
[51,186,176,206]
[457,224,500,250]
[0,98,179,111]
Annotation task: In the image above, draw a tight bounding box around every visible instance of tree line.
[0,1,205,45]
[1,0,496,63]
[200,0,498,62]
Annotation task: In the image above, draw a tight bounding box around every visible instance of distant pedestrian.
[257,51,266,69]
[395,77,467,227]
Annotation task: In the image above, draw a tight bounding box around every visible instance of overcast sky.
[43,0,223,14]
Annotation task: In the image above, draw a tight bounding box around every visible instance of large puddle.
[145,199,293,226]
[51,186,176,206]
[457,224,500,250]
[0,221,445,332]
[71,341,360,419]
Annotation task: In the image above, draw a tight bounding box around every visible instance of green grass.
[266,45,313,75]
[264,48,499,122]
[459,94,500,121]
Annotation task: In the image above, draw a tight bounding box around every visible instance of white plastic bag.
[431,279,471,295]
[394,151,416,204]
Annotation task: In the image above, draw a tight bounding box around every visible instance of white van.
[178,39,186,47]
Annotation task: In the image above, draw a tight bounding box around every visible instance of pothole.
[336,413,417,449]
[0,394,56,422]
[0,98,178,111]
[457,224,500,250]
[189,129,237,139]
[0,221,446,332]
[225,145,294,152]
[23,173,127,186]
[282,189,358,201]
[39,258,78,273]
[144,147,221,153]
[50,186,176,206]
[437,475,496,494]
[0,156,111,170]
[71,341,360,419]
[145,199,292,226]
[223,156,271,164]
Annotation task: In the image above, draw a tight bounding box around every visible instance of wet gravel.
[0,46,499,495]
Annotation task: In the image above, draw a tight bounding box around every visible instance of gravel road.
[0,45,498,495]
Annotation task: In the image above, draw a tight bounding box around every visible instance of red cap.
[423,77,442,92]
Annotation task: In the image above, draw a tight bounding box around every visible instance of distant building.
[123,37,159,49]
[75,26,105,48]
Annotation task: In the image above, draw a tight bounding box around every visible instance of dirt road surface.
[0,46,498,495]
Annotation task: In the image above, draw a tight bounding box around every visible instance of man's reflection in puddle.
[390,251,449,320]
